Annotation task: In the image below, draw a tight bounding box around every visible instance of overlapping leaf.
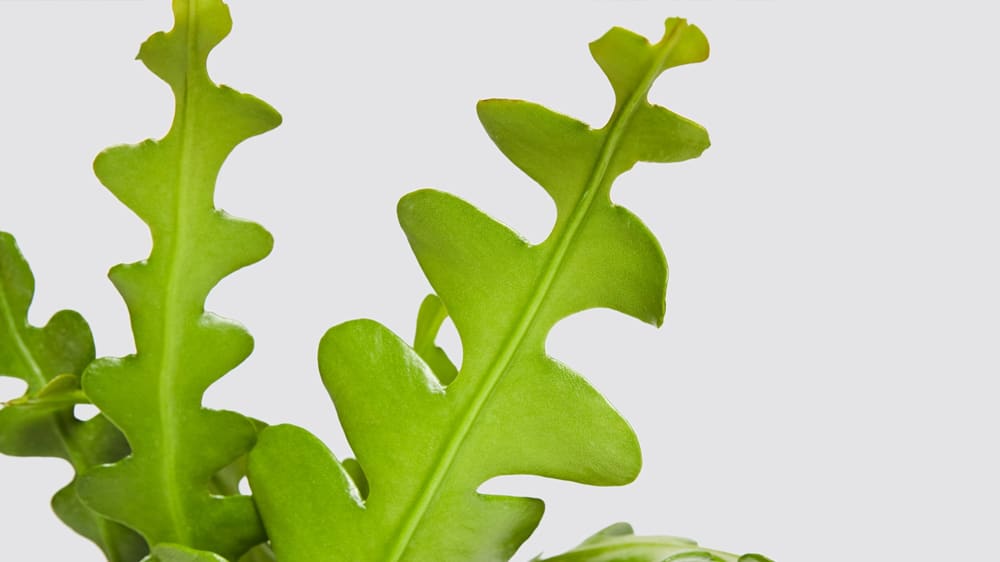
[533,523,774,562]
[413,294,459,384]
[75,0,281,558]
[249,18,710,562]
[0,232,147,561]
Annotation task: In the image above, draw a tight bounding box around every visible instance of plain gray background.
[1,0,998,560]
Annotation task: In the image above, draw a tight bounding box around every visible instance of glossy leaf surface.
[533,523,774,562]
[76,0,280,558]
[249,18,709,562]
[0,232,147,561]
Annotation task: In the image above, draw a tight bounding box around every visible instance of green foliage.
[0,232,148,561]
[247,18,711,562]
[413,294,459,385]
[533,523,773,562]
[1,5,771,561]
[72,0,281,558]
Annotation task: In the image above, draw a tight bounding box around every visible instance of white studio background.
[1,1,998,560]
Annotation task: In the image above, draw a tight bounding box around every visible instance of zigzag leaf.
[76,0,280,558]
[0,232,147,561]
[248,18,709,561]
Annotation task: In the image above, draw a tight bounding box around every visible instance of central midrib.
[0,263,91,470]
[383,24,686,562]
[156,0,200,544]
[0,273,46,391]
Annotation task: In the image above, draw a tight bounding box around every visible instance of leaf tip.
[475,97,496,116]
[396,187,440,228]
[661,18,710,68]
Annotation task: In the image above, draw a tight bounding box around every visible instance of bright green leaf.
[249,18,710,562]
[0,232,147,561]
[413,294,459,384]
[75,0,280,558]
[207,418,266,499]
